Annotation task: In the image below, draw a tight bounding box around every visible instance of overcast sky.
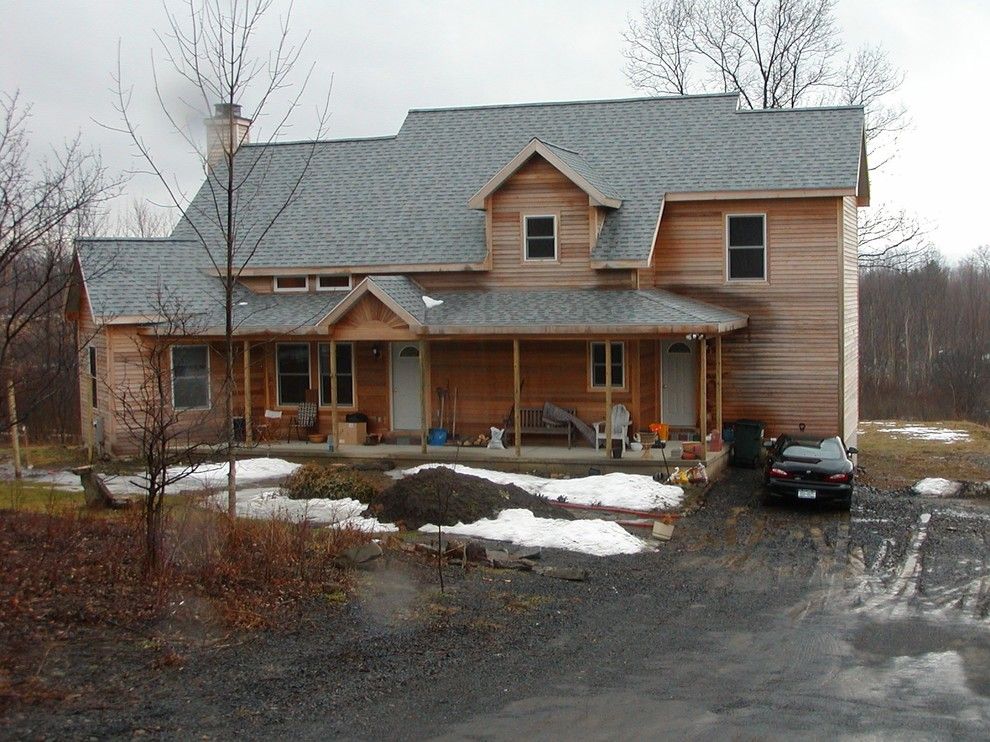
[2,0,987,260]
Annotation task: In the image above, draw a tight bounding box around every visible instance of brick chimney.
[205,103,252,171]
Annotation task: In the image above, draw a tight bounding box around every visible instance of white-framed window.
[273,275,309,292]
[316,274,352,291]
[589,341,625,389]
[318,342,355,406]
[726,214,767,281]
[523,215,557,261]
[171,345,210,409]
[276,342,311,405]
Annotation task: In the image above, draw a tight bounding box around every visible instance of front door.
[661,340,697,426]
[390,343,422,430]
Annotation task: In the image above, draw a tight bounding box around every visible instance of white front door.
[390,343,422,430]
[661,340,697,426]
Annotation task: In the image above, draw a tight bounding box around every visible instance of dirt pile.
[366,468,572,529]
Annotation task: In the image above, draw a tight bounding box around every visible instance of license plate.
[797,489,817,499]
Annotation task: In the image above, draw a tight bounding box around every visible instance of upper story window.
[523,215,557,261]
[273,275,308,292]
[316,274,352,291]
[726,214,767,281]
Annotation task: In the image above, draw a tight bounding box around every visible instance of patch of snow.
[168,457,301,492]
[420,508,649,556]
[401,463,683,512]
[219,488,396,532]
[913,478,963,497]
[422,295,444,308]
[873,424,971,442]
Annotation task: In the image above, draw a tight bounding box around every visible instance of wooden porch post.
[513,339,521,457]
[420,340,430,454]
[243,340,252,445]
[715,336,723,442]
[604,339,613,459]
[329,339,338,449]
[698,338,708,459]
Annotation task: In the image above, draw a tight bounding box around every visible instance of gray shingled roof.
[77,238,344,332]
[539,140,623,202]
[365,275,746,331]
[171,92,864,267]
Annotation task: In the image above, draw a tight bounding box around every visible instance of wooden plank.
[330,339,338,448]
[420,341,430,454]
[243,340,252,444]
[513,339,521,457]
[604,339,613,459]
[715,335,722,438]
[699,338,708,458]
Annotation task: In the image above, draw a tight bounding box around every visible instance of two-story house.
[67,92,867,459]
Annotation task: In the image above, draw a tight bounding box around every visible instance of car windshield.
[781,437,845,460]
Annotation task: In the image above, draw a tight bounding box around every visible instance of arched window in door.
[398,346,420,358]
[667,342,691,354]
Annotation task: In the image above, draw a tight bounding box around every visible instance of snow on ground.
[401,463,683,512]
[218,488,396,532]
[913,478,963,497]
[420,508,650,556]
[861,423,971,443]
[167,457,301,492]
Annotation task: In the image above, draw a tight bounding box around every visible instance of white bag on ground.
[488,427,505,449]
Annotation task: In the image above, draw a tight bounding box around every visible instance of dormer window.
[523,215,557,261]
[274,275,308,292]
[316,274,352,291]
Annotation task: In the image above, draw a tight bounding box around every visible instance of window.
[524,215,557,261]
[88,346,98,408]
[273,275,308,292]
[276,343,311,405]
[171,345,210,409]
[590,341,624,388]
[726,214,766,280]
[318,343,355,406]
[316,274,352,291]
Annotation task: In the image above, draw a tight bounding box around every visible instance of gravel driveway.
[6,469,990,740]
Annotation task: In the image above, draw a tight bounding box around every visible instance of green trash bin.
[731,419,765,468]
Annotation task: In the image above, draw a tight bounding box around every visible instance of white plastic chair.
[593,403,631,449]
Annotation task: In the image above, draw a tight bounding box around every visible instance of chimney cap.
[213,102,243,118]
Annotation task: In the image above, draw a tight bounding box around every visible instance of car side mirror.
[847,446,858,455]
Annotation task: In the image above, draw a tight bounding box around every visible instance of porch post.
[698,338,708,459]
[420,340,430,454]
[243,340,252,445]
[329,339,338,449]
[513,339,521,457]
[604,339,613,459]
[715,336,723,442]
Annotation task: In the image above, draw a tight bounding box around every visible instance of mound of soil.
[366,468,572,529]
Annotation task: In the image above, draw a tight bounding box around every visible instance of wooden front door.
[390,343,422,430]
[661,340,697,426]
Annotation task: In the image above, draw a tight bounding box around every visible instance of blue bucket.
[428,428,448,446]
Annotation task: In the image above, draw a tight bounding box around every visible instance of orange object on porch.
[649,422,670,441]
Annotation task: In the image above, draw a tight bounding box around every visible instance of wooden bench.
[505,407,575,448]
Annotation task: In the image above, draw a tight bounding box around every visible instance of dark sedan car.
[763,434,857,509]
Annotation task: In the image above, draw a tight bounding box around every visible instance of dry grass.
[857,420,990,490]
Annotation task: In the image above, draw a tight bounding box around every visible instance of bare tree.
[108,0,330,516]
[110,289,217,573]
[112,199,177,238]
[0,91,115,454]
[622,0,918,267]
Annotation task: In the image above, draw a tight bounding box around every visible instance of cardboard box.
[337,421,367,446]
[652,521,675,541]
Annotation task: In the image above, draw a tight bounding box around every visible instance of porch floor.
[238,440,730,478]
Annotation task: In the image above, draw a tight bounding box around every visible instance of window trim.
[170,344,211,411]
[88,346,98,409]
[275,342,312,407]
[725,213,768,283]
[522,214,559,262]
[316,274,353,292]
[318,342,357,408]
[273,275,309,293]
[588,341,627,391]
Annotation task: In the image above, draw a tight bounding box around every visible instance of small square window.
[317,275,351,291]
[726,215,766,280]
[524,215,557,261]
[274,275,308,292]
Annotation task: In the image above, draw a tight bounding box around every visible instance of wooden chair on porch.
[287,389,319,442]
[254,409,283,444]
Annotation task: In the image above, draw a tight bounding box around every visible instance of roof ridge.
[240,134,397,148]
[535,139,581,155]
[736,103,865,114]
[408,91,740,114]
[75,237,197,243]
